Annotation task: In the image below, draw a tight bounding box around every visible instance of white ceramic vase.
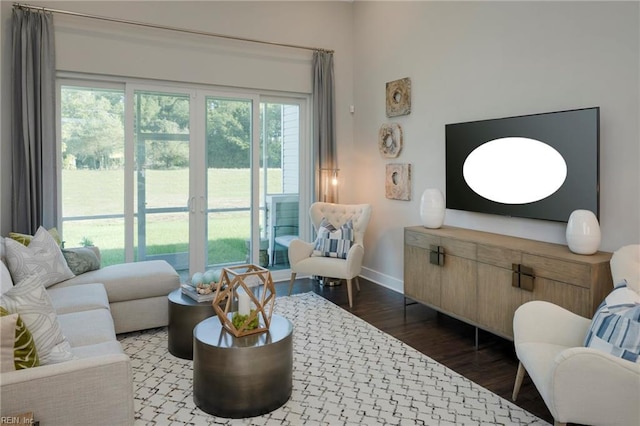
[566,209,601,255]
[420,189,445,229]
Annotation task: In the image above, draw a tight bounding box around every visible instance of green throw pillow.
[62,247,101,275]
[0,306,40,369]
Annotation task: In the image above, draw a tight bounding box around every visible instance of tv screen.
[445,107,599,222]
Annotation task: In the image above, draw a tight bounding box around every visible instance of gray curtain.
[11,7,57,234]
[312,51,337,203]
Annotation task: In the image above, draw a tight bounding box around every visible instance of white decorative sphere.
[420,189,445,229]
[566,209,601,255]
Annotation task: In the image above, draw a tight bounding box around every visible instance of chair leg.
[346,278,354,308]
[288,273,297,296]
[355,276,360,292]
[512,361,526,401]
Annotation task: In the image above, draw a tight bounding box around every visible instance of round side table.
[167,289,215,360]
[193,314,293,418]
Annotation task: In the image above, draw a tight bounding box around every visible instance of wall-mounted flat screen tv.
[445,107,599,223]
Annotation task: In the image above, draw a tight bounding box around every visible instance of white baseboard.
[359,266,404,294]
[270,266,404,295]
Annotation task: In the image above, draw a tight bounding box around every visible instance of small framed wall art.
[385,163,411,201]
[378,123,403,158]
[386,77,411,117]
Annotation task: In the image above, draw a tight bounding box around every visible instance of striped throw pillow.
[584,280,640,363]
[312,218,354,259]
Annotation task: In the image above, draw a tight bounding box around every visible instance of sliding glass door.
[59,78,308,280]
[131,87,260,276]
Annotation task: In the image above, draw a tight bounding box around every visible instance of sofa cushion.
[71,340,124,359]
[4,227,74,288]
[0,274,74,365]
[51,260,179,303]
[312,218,354,259]
[584,281,640,363]
[0,307,40,370]
[62,247,101,275]
[48,283,110,315]
[57,309,116,348]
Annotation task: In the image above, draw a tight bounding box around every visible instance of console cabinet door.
[476,245,523,338]
[440,238,477,321]
[404,230,441,307]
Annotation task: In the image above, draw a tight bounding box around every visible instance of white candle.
[237,287,250,316]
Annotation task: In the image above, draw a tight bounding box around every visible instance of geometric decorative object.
[211,264,276,337]
[566,209,601,255]
[386,77,411,117]
[420,188,445,228]
[378,123,403,158]
[385,163,411,201]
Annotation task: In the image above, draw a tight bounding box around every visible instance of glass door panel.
[260,101,301,271]
[205,97,254,267]
[134,90,190,274]
[59,85,125,266]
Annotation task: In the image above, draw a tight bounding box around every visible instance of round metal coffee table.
[167,289,215,360]
[193,314,293,418]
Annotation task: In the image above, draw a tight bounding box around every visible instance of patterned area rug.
[118,292,548,425]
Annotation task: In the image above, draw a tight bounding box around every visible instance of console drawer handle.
[512,264,535,292]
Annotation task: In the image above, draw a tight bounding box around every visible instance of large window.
[59,78,309,280]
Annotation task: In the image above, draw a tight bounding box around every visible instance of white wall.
[349,1,640,292]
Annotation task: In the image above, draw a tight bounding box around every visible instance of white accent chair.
[512,244,640,426]
[287,202,372,308]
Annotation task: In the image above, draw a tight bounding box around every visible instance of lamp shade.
[420,189,445,229]
[566,210,601,255]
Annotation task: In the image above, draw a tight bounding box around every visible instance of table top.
[169,287,215,306]
[194,314,292,349]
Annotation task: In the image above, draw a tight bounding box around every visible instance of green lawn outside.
[62,168,283,268]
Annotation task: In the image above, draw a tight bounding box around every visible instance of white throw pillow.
[0,274,74,365]
[5,226,74,288]
[1,261,13,295]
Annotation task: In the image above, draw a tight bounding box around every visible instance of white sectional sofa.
[0,237,180,426]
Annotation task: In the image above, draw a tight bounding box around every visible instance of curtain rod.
[13,2,334,54]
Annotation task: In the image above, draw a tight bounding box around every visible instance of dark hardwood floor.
[276,276,554,425]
